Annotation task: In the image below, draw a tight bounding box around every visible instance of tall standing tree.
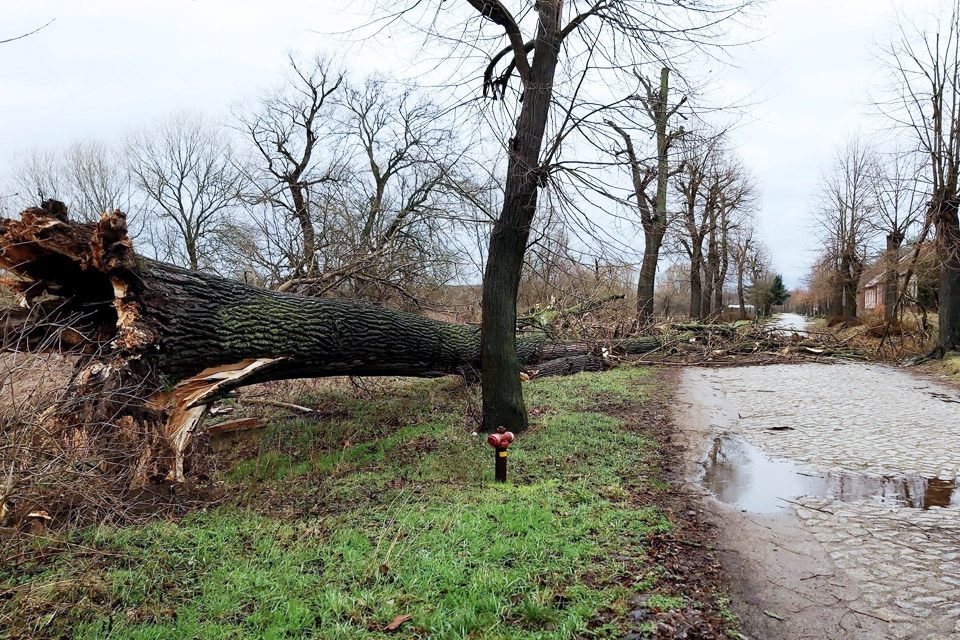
[675,134,725,319]
[606,67,686,325]
[709,161,755,314]
[382,0,756,432]
[812,136,875,322]
[868,150,926,322]
[878,4,960,352]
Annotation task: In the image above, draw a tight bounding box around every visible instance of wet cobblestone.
[703,363,960,480]
[794,500,960,638]
[698,362,960,638]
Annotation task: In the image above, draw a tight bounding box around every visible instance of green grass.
[1,366,695,640]
[939,353,960,381]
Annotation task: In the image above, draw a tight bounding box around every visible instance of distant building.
[856,244,937,318]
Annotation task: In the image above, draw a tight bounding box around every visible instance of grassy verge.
[1,366,730,639]
[933,352,960,384]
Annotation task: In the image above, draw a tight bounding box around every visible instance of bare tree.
[869,149,927,322]
[233,53,344,279]
[333,78,464,304]
[126,112,243,271]
[729,221,759,317]
[8,141,135,223]
[7,148,68,213]
[606,67,686,324]
[812,135,875,323]
[708,159,756,315]
[675,133,727,319]
[876,4,960,352]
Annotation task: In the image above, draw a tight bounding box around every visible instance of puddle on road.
[699,434,958,514]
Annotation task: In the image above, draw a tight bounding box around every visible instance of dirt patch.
[611,369,738,639]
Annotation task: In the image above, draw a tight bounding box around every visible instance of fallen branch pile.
[629,321,867,366]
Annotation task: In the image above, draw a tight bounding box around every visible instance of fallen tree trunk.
[0,204,663,482]
[530,355,608,379]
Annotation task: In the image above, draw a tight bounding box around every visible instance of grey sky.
[0,0,938,288]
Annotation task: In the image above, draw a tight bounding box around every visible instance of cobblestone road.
[693,362,960,639]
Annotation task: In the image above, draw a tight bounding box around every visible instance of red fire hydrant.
[486,426,514,482]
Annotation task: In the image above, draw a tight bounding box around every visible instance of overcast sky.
[0,0,941,288]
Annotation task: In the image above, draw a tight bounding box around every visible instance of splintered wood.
[161,357,286,481]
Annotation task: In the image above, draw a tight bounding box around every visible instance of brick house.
[857,244,938,318]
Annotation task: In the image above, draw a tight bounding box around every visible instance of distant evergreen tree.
[749,273,790,317]
[770,274,790,307]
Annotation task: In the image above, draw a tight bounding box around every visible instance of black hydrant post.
[495,446,507,482]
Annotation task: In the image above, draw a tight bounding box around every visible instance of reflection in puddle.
[699,435,958,514]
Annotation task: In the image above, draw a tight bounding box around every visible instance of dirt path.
[674,362,960,640]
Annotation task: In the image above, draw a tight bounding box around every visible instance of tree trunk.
[480,10,562,434]
[832,273,844,321]
[635,230,661,322]
[714,221,729,314]
[701,228,717,319]
[937,199,960,352]
[689,253,703,320]
[713,271,725,315]
[736,267,746,317]
[844,278,858,320]
[883,232,903,323]
[290,184,316,276]
[700,269,713,319]
[841,253,861,321]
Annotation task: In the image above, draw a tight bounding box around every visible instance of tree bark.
[736,267,746,317]
[714,217,729,314]
[882,232,903,323]
[636,230,661,323]
[937,199,960,351]
[290,184,317,276]
[480,5,563,434]
[702,227,717,319]
[689,251,703,320]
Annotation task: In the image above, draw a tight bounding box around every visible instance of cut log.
[529,355,608,379]
[0,204,664,481]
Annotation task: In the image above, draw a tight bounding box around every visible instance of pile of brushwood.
[622,321,867,367]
